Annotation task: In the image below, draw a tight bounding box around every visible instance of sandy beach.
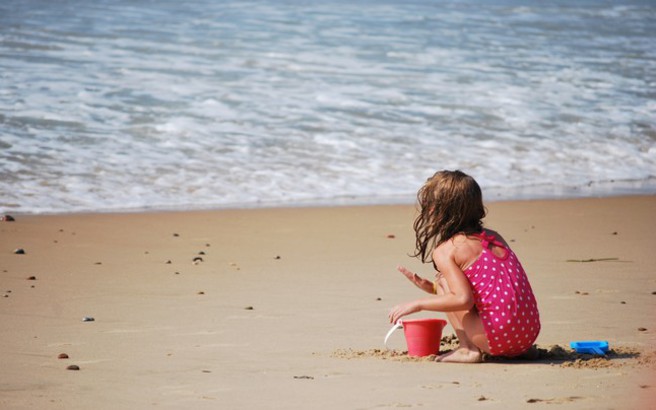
[1,195,654,409]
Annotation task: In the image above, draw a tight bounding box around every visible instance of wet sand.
[1,196,655,409]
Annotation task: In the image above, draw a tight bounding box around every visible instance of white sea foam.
[0,0,654,214]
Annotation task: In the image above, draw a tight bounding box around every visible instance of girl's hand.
[389,301,421,324]
[397,265,434,294]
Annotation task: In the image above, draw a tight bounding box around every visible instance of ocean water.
[1,0,655,214]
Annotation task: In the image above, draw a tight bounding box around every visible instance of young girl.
[389,170,540,363]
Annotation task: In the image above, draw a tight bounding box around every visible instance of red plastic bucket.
[401,318,447,357]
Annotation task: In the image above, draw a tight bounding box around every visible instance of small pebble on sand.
[82,316,95,322]
[638,327,647,332]
[245,306,254,310]
[27,276,36,280]
[14,248,26,254]
[386,234,395,239]
[58,353,69,359]
[66,365,80,371]
[197,291,205,295]
[1,215,15,221]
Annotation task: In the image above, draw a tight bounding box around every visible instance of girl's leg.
[435,277,490,363]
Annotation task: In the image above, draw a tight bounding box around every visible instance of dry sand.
[1,196,654,409]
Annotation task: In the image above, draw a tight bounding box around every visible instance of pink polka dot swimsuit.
[465,231,540,356]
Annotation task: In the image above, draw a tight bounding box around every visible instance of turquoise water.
[1,0,655,213]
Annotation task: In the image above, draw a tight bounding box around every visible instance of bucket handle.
[384,320,403,350]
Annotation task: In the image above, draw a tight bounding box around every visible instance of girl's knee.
[435,276,450,295]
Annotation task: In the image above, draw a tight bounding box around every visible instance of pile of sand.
[333,334,655,369]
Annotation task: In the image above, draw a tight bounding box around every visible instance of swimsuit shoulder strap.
[472,230,505,249]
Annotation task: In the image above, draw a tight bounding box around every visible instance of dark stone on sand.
[14,248,26,254]
[376,297,382,301]
[82,316,95,322]
[58,353,69,359]
[193,257,203,263]
[173,233,180,237]
[477,396,488,401]
[274,255,281,260]
[166,260,172,264]
[638,327,647,331]
[621,301,626,304]
[612,231,618,235]
[94,262,102,265]
[244,306,254,310]
[27,276,36,280]
[386,234,395,239]
[66,365,80,371]
[197,291,205,295]
[1,215,15,222]
[198,251,205,255]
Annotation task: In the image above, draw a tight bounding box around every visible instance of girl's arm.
[397,265,435,294]
[389,244,474,323]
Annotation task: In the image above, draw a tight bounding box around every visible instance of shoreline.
[4,178,656,217]
[1,195,654,409]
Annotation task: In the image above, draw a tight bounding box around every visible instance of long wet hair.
[412,170,486,263]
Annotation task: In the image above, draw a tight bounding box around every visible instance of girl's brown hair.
[412,170,486,263]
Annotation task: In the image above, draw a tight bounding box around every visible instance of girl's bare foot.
[435,347,483,363]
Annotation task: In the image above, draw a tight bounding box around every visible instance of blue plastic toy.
[570,340,609,355]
